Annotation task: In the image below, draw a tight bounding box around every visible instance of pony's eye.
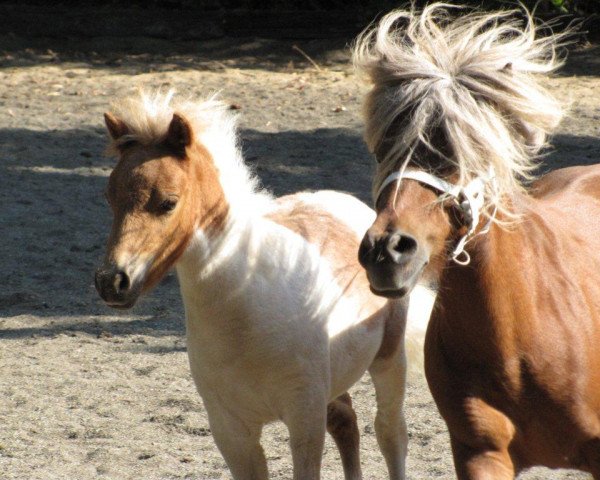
[159,199,177,213]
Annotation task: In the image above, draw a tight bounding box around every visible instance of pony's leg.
[205,405,268,480]
[327,392,363,480]
[369,354,408,480]
[283,393,328,480]
[450,436,514,480]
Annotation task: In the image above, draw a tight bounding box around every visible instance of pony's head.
[95,92,237,309]
[354,4,566,297]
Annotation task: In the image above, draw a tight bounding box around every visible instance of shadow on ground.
[0,35,352,73]
[1,126,599,341]
[0,126,370,337]
[1,34,598,77]
[556,44,600,77]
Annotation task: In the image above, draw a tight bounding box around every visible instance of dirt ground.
[1,34,599,480]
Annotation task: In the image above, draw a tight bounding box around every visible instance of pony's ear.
[166,113,193,156]
[104,112,129,140]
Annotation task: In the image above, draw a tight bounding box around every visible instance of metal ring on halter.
[375,167,497,266]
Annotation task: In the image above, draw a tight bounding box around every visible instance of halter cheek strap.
[375,168,497,265]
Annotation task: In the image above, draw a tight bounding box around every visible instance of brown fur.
[367,164,600,478]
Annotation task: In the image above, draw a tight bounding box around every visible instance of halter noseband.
[375,168,497,265]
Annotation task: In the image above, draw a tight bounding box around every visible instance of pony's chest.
[189,359,282,423]
[184,314,330,421]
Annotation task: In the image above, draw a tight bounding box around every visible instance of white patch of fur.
[286,190,435,375]
[353,3,570,220]
[174,191,430,476]
[177,215,385,407]
[280,190,434,376]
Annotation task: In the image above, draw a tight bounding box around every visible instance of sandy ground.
[1,35,599,480]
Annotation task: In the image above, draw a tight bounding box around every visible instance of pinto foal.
[94,92,433,479]
[354,4,600,479]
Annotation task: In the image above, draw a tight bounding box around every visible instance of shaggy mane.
[353,3,570,218]
[107,90,269,211]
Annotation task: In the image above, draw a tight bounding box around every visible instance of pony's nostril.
[386,233,418,263]
[114,271,130,294]
[395,234,417,255]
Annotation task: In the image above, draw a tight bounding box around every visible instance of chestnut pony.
[94,92,434,479]
[354,4,600,479]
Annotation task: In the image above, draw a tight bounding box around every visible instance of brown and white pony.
[353,4,600,479]
[94,91,434,480]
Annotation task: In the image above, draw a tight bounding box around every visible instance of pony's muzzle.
[358,229,421,298]
[95,265,135,309]
[359,230,418,266]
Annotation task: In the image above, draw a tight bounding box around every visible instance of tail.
[405,284,436,379]
[353,3,571,217]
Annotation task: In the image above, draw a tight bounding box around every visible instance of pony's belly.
[509,396,600,470]
[510,428,578,471]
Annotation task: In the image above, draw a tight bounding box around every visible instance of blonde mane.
[107,90,269,213]
[353,3,569,218]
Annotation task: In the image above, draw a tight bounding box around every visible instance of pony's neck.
[177,209,255,283]
[177,133,275,310]
[432,208,532,369]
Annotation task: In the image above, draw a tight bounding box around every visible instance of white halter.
[375,167,497,265]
